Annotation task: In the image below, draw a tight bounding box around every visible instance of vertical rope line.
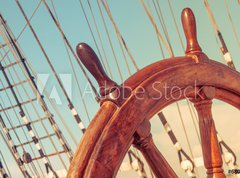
[40,0,99,100]
[0,121,30,177]
[16,0,87,133]
[0,150,11,177]
[103,1,132,76]
[203,0,236,70]
[0,78,44,177]
[167,0,185,52]
[151,0,174,56]
[150,0,196,165]
[223,0,240,49]
[0,29,72,168]
[50,0,91,123]
[144,1,199,176]
[140,0,173,57]
[0,68,57,177]
[86,0,113,78]
[1,15,74,162]
[101,0,139,71]
[203,0,223,49]
[146,0,165,58]
[186,100,200,143]
[175,102,199,177]
[0,0,42,63]
[96,0,124,81]
[77,0,108,73]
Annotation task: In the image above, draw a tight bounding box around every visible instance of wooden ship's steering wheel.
[67,8,240,178]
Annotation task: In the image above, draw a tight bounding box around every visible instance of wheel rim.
[67,57,240,178]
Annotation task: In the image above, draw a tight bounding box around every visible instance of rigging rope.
[103,1,132,76]
[140,0,173,57]
[0,112,31,177]
[0,150,11,178]
[204,0,236,70]
[0,36,69,174]
[152,0,196,160]
[144,2,200,176]
[0,63,58,177]
[40,0,100,101]
[0,33,78,150]
[0,98,41,177]
[86,0,113,78]
[0,48,69,174]
[0,66,44,176]
[151,0,173,55]
[101,0,139,71]
[15,0,87,134]
[223,0,240,50]
[77,0,108,73]
[0,15,73,162]
[0,24,59,175]
[157,112,196,178]
[145,0,165,59]
[167,0,185,51]
[50,0,91,123]
[0,80,44,177]
[0,0,42,63]
[16,45,78,146]
[96,0,124,81]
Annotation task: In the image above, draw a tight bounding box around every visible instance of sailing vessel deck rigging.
[0,1,240,178]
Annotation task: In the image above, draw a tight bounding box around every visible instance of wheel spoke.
[192,86,226,178]
[133,120,178,178]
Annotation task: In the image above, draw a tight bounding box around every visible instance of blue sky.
[0,0,240,177]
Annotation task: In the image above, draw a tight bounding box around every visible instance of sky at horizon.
[0,0,240,177]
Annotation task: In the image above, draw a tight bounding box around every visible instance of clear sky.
[0,0,240,177]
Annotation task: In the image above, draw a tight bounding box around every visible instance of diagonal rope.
[101,0,139,71]
[86,0,113,78]
[140,0,173,58]
[223,0,240,50]
[204,0,236,70]
[16,0,87,133]
[0,0,42,63]
[50,0,91,123]
[77,0,108,73]
[96,0,124,81]
[1,14,73,160]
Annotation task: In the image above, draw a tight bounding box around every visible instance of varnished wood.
[68,56,240,177]
[76,43,118,96]
[182,8,202,53]
[76,43,130,106]
[68,8,240,178]
[193,98,225,177]
[67,101,117,178]
[133,120,178,178]
[192,87,225,177]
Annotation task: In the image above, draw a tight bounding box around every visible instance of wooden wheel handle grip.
[76,43,117,96]
[181,8,202,54]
